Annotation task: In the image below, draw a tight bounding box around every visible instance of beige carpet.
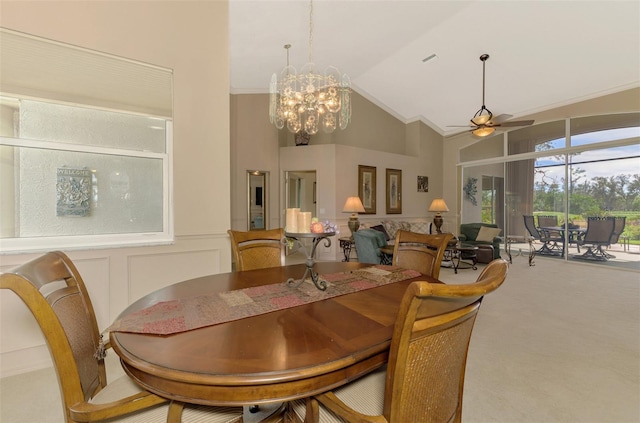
[1,256,638,422]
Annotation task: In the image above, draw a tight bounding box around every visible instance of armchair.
[458,223,502,260]
[353,229,388,264]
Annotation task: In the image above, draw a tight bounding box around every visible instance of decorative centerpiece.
[283,215,337,291]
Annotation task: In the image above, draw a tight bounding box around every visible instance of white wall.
[0,1,231,377]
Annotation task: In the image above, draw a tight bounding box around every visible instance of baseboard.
[0,344,52,378]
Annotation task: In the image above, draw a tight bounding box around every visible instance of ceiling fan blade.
[490,114,513,125]
[447,125,475,128]
[495,119,535,127]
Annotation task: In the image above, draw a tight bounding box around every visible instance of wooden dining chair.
[227,228,285,417]
[228,228,285,271]
[0,251,243,423]
[291,258,509,423]
[391,230,453,279]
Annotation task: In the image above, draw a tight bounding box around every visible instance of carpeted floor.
[1,255,638,422]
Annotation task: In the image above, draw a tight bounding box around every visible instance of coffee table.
[443,243,478,274]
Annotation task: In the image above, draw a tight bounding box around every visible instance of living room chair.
[353,229,388,264]
[574,217,616,261]
[0,251,243,423]
[292,259,509,423]
[228,227,285,271]
[457,222,502,261]
[391,230,453,279]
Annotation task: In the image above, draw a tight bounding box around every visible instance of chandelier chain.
[308,0,313,64]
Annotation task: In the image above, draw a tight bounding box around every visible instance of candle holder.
[283,231,335,291]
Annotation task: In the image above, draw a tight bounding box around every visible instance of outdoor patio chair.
[574,217,616,261]
[536,215,564,253]
[523,215,563,256]
[604,216,626,258]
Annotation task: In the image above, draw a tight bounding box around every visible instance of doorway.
[285,171,317,217]
[248,171,268,230]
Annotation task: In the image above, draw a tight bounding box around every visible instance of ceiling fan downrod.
[471,53,493,126]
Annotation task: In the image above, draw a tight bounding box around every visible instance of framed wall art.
[358,165,376,214]
[386,168,402,214]
[417,175,428,192]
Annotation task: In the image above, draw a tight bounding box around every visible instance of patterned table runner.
[108,265,421,335]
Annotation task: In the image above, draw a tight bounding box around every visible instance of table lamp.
[428,198,449,234]
[343,196,365,237]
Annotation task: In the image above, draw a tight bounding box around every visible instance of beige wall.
[231,92,449,250]
[278,92,409,154]
[0,1,231,377]
[230,94,280,231]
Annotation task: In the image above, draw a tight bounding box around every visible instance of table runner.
[108,265,421,335]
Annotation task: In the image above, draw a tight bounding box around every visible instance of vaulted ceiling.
[229,0,640,137]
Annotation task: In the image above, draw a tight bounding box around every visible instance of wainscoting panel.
[128,249,221,303]
[0,233,231,378]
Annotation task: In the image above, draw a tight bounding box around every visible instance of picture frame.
[417,175,428,192]
[386,168,402,214]
[358,165,376,214]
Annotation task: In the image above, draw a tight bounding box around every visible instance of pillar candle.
[286,208,299,233]
[297,212,312,233]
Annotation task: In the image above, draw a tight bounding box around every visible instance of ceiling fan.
[451,54,534,137]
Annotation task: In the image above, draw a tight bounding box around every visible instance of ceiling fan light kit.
[471,107,492,126]
[472,126,495,137]
[450,53,534,137]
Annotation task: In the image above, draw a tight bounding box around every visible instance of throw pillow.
[370,224,391,241]
[381,220,402,239]
[410,222,431,234]
[476,226,502,242]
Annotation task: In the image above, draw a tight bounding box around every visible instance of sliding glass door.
[460,112,639,267]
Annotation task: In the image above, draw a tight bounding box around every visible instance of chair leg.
[305,398,319,423]
[574,245,608,261]
[167,401,185,423]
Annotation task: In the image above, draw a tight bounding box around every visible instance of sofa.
[457,223,502,261]
[373,220,433,243]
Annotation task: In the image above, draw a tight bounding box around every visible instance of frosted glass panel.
[0,30,172,253]
[20,100,166,153]
[4,145,163,237]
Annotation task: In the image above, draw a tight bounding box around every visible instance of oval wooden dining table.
[109,261,438,409]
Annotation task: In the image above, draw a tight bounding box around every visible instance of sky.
[535,127,640,180]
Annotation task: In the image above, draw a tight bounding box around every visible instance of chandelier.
[269,0,351,135]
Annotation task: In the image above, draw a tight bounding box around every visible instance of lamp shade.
[428,198,449,213]
[343,196,365,213]
[472,126,496,137]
